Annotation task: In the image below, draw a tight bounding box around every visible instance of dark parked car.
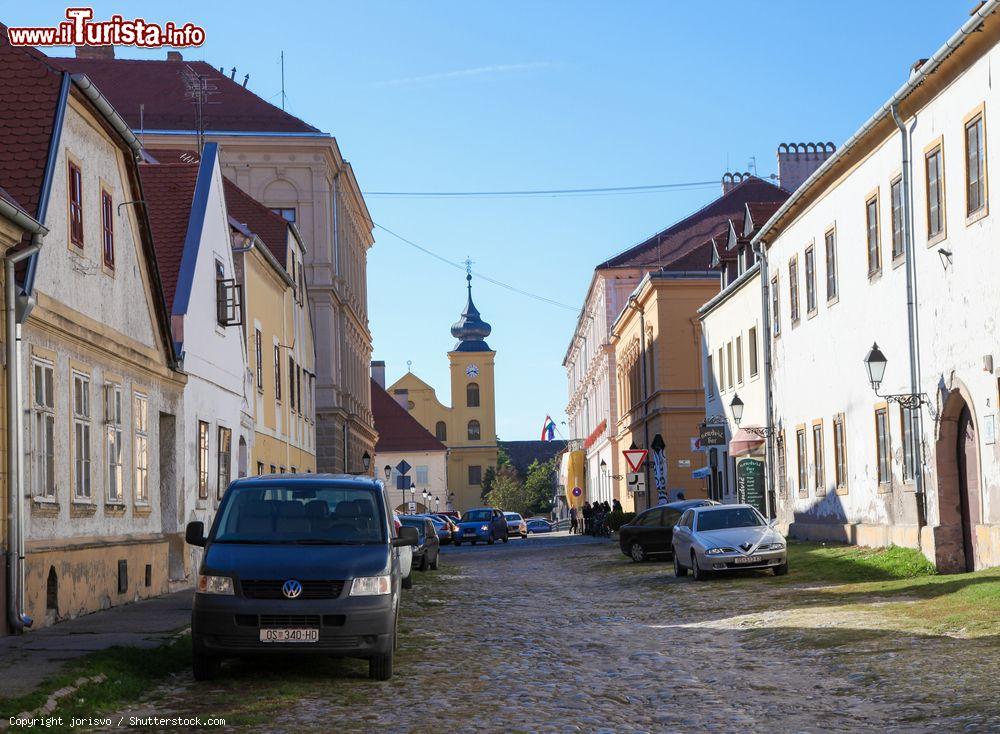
[453,507,508,545]
[618,500,717,562]
[185,474,418,682]
[526,518,554,534]
[422,514,454,544]
[433,513,460,542]
[399,516,441,570]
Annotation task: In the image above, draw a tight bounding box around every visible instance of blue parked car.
[184,474,418,682]
[453,507,508,546]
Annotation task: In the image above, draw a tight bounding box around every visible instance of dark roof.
[0,27,63,221]
[744,200,784,236]
[51,57,320,134]
[499,440,568,477]
[371,380,447,453]
[138,163,199,312]
[222,178,290,267]
[450,274,492,352]
[597,177,789,269]
[0,185,29,216]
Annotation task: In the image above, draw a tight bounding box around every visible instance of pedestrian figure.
[569,506,579,534]
[582,501,593,535]
[657,491,669,506]
[612,498,623,514]
[676,491,685,501]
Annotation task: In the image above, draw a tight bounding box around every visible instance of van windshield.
[212,485,386,545]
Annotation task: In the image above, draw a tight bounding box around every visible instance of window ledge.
[927,232,947,249]
[826,294,840,308]
[835,486,849,496]
[71,499,96,506]
[32,496,58,505]
[877,483,893,495]
[868,269,883,283]
[105,501,127,509]
[966,207,988,227]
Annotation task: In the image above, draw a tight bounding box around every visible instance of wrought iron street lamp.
[434,496,440,512]
[863,342,934,411]
[384,464,392,482]
[730,392,775,438]
[362,451,371,473]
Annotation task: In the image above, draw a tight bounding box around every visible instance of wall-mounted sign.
[985,414,996,446]
[699,424,726,447]
[677,459,691,468]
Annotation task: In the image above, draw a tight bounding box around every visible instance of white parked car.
[672,504,787,581]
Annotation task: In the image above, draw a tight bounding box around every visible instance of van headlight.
[197,575,234,595]
[350,575,391,596]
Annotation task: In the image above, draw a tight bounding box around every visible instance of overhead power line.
[373,222,580,313]
[363,179,723,199]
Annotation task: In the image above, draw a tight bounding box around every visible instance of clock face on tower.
[465,364,480,378]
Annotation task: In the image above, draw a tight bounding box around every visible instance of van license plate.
[259,628,319,643]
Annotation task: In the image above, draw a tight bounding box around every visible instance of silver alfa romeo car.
[671,504,787,580]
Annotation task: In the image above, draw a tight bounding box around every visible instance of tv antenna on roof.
[181,65,220,153]
[280,51,286,111]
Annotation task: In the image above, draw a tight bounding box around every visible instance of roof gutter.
[0,200,46,237]
[69,74,143,157]
[752,0,999,247]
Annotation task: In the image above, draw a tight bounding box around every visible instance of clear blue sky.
[14,0,965,440]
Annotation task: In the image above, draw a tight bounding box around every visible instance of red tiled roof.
[222,178,289,267]
[138,163,199,312]
[598,177,789,269]
[0,26,63,221]
[744,200,783,234]
[51,57,319,134]
[371,379,447,453]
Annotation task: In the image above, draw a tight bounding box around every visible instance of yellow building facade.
[388,275,498,512]
[610,272,719,512]
[228,182,317,476]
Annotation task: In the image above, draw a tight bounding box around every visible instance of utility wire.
[363,179,723,199]
[373,222,580,313]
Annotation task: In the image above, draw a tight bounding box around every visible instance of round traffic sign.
[572,487,582,497]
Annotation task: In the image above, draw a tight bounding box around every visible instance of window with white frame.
[901,406,920,482]
[106,383,124,503]
[824,228,838,301]
[966,113,987,217]
[804,245,817,314]
[72,372,92,499]
[32,360,55,498]
[416,465,429,485]
[134,393,149,503]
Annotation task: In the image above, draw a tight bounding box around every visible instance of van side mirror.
[185,521,206,547]
[393,526,419,547]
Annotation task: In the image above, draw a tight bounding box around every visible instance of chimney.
[371,360,386,389]
[167,50,183,61]
[721,171,752,194]
[392,389,409,410]
[776,142,837,193]
[910,58,929,77]
[75,45,115,60]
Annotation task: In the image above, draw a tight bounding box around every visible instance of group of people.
[569,498,623,535]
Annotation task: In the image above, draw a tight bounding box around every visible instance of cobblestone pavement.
[100,534,999,733]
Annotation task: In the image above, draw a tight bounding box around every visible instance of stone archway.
[934,388,982,572]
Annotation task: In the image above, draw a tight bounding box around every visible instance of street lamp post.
[384,465,392,482]
[434,496,440,512]
[730,393,775,438]
[362,451,371,475]
[863,342,932,526]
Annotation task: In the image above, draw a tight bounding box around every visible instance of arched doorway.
[934,390,981,572]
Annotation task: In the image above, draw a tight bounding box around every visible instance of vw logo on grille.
[282,579,303,599]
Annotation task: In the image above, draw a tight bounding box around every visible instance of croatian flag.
[540,416,557,441]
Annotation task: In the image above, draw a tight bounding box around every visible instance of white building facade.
[757,3,1000,571]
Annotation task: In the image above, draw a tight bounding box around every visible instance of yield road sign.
[623,449,648,473]
[395,460,411,475]
[627,472,646,494]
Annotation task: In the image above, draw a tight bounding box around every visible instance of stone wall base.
[24,537,170,630]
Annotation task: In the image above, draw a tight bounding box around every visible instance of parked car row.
[618,500,788,580]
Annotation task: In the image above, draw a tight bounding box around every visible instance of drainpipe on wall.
[6,243,42,633]
[891,103,927,529]
[755,244,776,520]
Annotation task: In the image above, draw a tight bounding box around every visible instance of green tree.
[484,466,527,514]
[481,445,511,500]
[523,459,556,517]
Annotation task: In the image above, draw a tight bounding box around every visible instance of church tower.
[384,271,498,512]
[445,273,498,510]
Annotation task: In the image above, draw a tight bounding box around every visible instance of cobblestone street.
[102,535,999,733]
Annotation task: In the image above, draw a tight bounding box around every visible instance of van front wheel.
[192,652,221,681]
[369,649,393,681]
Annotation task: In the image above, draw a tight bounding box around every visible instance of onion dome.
[450,273,492,352]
